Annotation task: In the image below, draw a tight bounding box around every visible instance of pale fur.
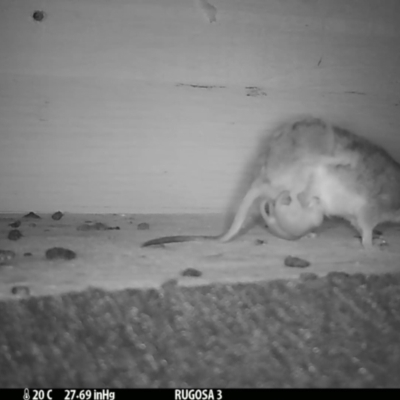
[143,117,400,249]
[219,118,400,249]
[260,190,324,240]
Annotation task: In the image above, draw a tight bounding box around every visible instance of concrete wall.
[0,0,399,213]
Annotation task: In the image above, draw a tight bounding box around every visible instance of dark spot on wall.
[176,83,225,89]
[32,10,46,22]
[344,91,366,95]
[245,86,267,97]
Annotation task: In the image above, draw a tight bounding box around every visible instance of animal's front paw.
[297,191,312,208]
[355,229,388,250]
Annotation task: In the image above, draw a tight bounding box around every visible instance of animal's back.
[257,118,400,213]
[331,125,400,213]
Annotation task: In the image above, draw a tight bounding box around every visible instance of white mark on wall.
[196,0,217,23]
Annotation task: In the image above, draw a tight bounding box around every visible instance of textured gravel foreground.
[1,271,400,388]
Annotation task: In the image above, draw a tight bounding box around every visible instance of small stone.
[305,232,318,239]
[326,272,353,289]
[0,250,16,264]
[137,222,150,230]
[181,268,202,277]
[9,221,21,228]
[51,211,64,220]
[23,212,41,219]
[299,272,318,281]
[24,252,33,257]
[254,239,266,245]
[327,271,350,281]
[11,285,30,297]
[8,230,23,241]
[45,247,76,260]
[77,222,109,231]
[351,273,367,285]
[161,279,179,290]
[284,256,311,268]
[375,237,389,248]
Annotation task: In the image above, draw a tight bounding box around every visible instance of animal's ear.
[278,190,292,206]
[263,201,270,216]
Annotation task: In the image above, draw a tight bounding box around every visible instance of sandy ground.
[0,213,399,299]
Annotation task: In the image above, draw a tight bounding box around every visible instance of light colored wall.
[1,0,399,214]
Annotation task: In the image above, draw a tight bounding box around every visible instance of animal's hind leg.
[351,209,378,250]
[220,181,274,242]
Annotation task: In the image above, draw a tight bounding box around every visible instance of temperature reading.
[31,390,53,400]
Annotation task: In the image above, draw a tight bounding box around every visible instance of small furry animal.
[142,117,400,249]
[259,190,324,240]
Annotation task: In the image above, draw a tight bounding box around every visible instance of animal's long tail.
[142,182,274,247]
[141,235,218,247]
[219,181,274,242]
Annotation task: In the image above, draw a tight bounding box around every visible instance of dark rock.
[45,247,76,260]
[0,250,16,264]
[77,222,109,231]
[8,230,23,241]
[284,256,311,268]
[11,285,30,297]
[23,212,41,219]
[137,222,150,230]
[51,211,64,220]
[299,272,318,281]
[181,268,202,277]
